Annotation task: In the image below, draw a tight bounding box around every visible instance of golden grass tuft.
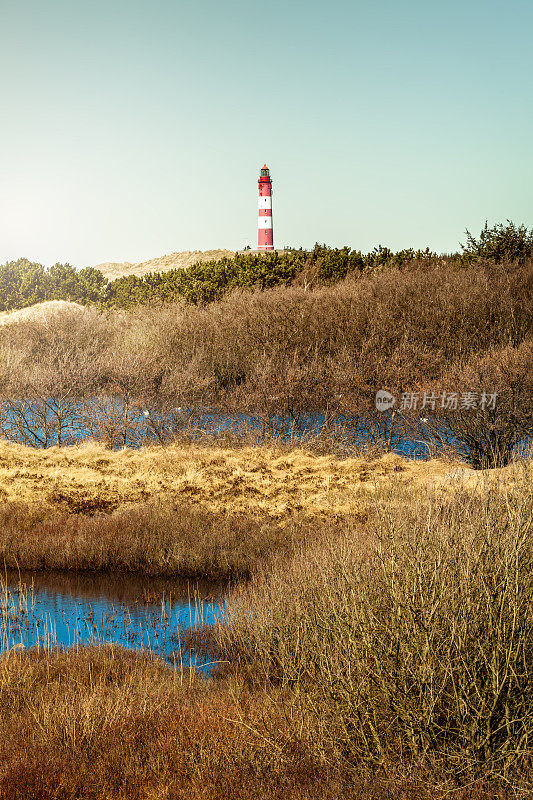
[0,440,523,523]
[0,441,528,578]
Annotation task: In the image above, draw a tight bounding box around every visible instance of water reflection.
[1,570,225,669]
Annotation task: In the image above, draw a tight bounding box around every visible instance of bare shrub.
[0,308,114,446]
[150,259,532,415]
[418,340,533,468]
[0,258,530,452]
[220,472,533,787]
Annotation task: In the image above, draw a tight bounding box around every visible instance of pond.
[0,401,429,456]
[0,570,226,671]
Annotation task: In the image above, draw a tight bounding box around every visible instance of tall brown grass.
[0,501,320,579]
[1,645,513,800]
[0,646,329,800]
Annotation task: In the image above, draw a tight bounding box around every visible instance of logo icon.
[375,390,396,412]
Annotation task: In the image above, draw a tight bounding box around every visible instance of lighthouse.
[258,164,274,251]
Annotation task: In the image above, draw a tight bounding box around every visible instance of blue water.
[0,400,430,457]
[1,572,225,670]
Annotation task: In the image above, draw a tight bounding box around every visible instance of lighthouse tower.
[258,164,274,251]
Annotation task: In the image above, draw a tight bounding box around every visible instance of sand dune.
[95,249,235,280]
[0,300,88,326]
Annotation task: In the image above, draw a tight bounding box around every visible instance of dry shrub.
[149,259,532,413]
[0,258,530,457]
[220,471,533,788]
[417,339,533,468]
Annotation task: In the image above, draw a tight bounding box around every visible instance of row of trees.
[0,246,434,311]
[2,221,531,311]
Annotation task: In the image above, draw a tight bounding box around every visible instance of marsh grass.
[0,500,327,578]
[0,645,348,800]
[0,645,518,800]
[0,443,516,579]
[0,439,417,518]
[0,458,531,798]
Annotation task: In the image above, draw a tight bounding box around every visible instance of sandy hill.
[0,300,88,327]
[95,249,235,280]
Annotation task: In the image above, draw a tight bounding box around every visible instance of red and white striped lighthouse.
[258,164,274,251]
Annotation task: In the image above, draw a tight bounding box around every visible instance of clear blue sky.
[1,0,532,267]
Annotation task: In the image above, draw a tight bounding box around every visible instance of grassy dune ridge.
[0,439,513,517]
[0,440,420,514]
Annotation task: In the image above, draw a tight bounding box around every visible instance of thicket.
[462,219,533,264]
[0,253,531,465]
[0,259,106,311]
[220,471,533,789]
[0,222,531,466]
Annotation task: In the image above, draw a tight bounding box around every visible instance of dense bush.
[100,245,453,307]
[1,222,530,313]
[462,220,533,265]
[0,259,106,311]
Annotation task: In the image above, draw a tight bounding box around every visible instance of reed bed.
[0,500,318,579]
